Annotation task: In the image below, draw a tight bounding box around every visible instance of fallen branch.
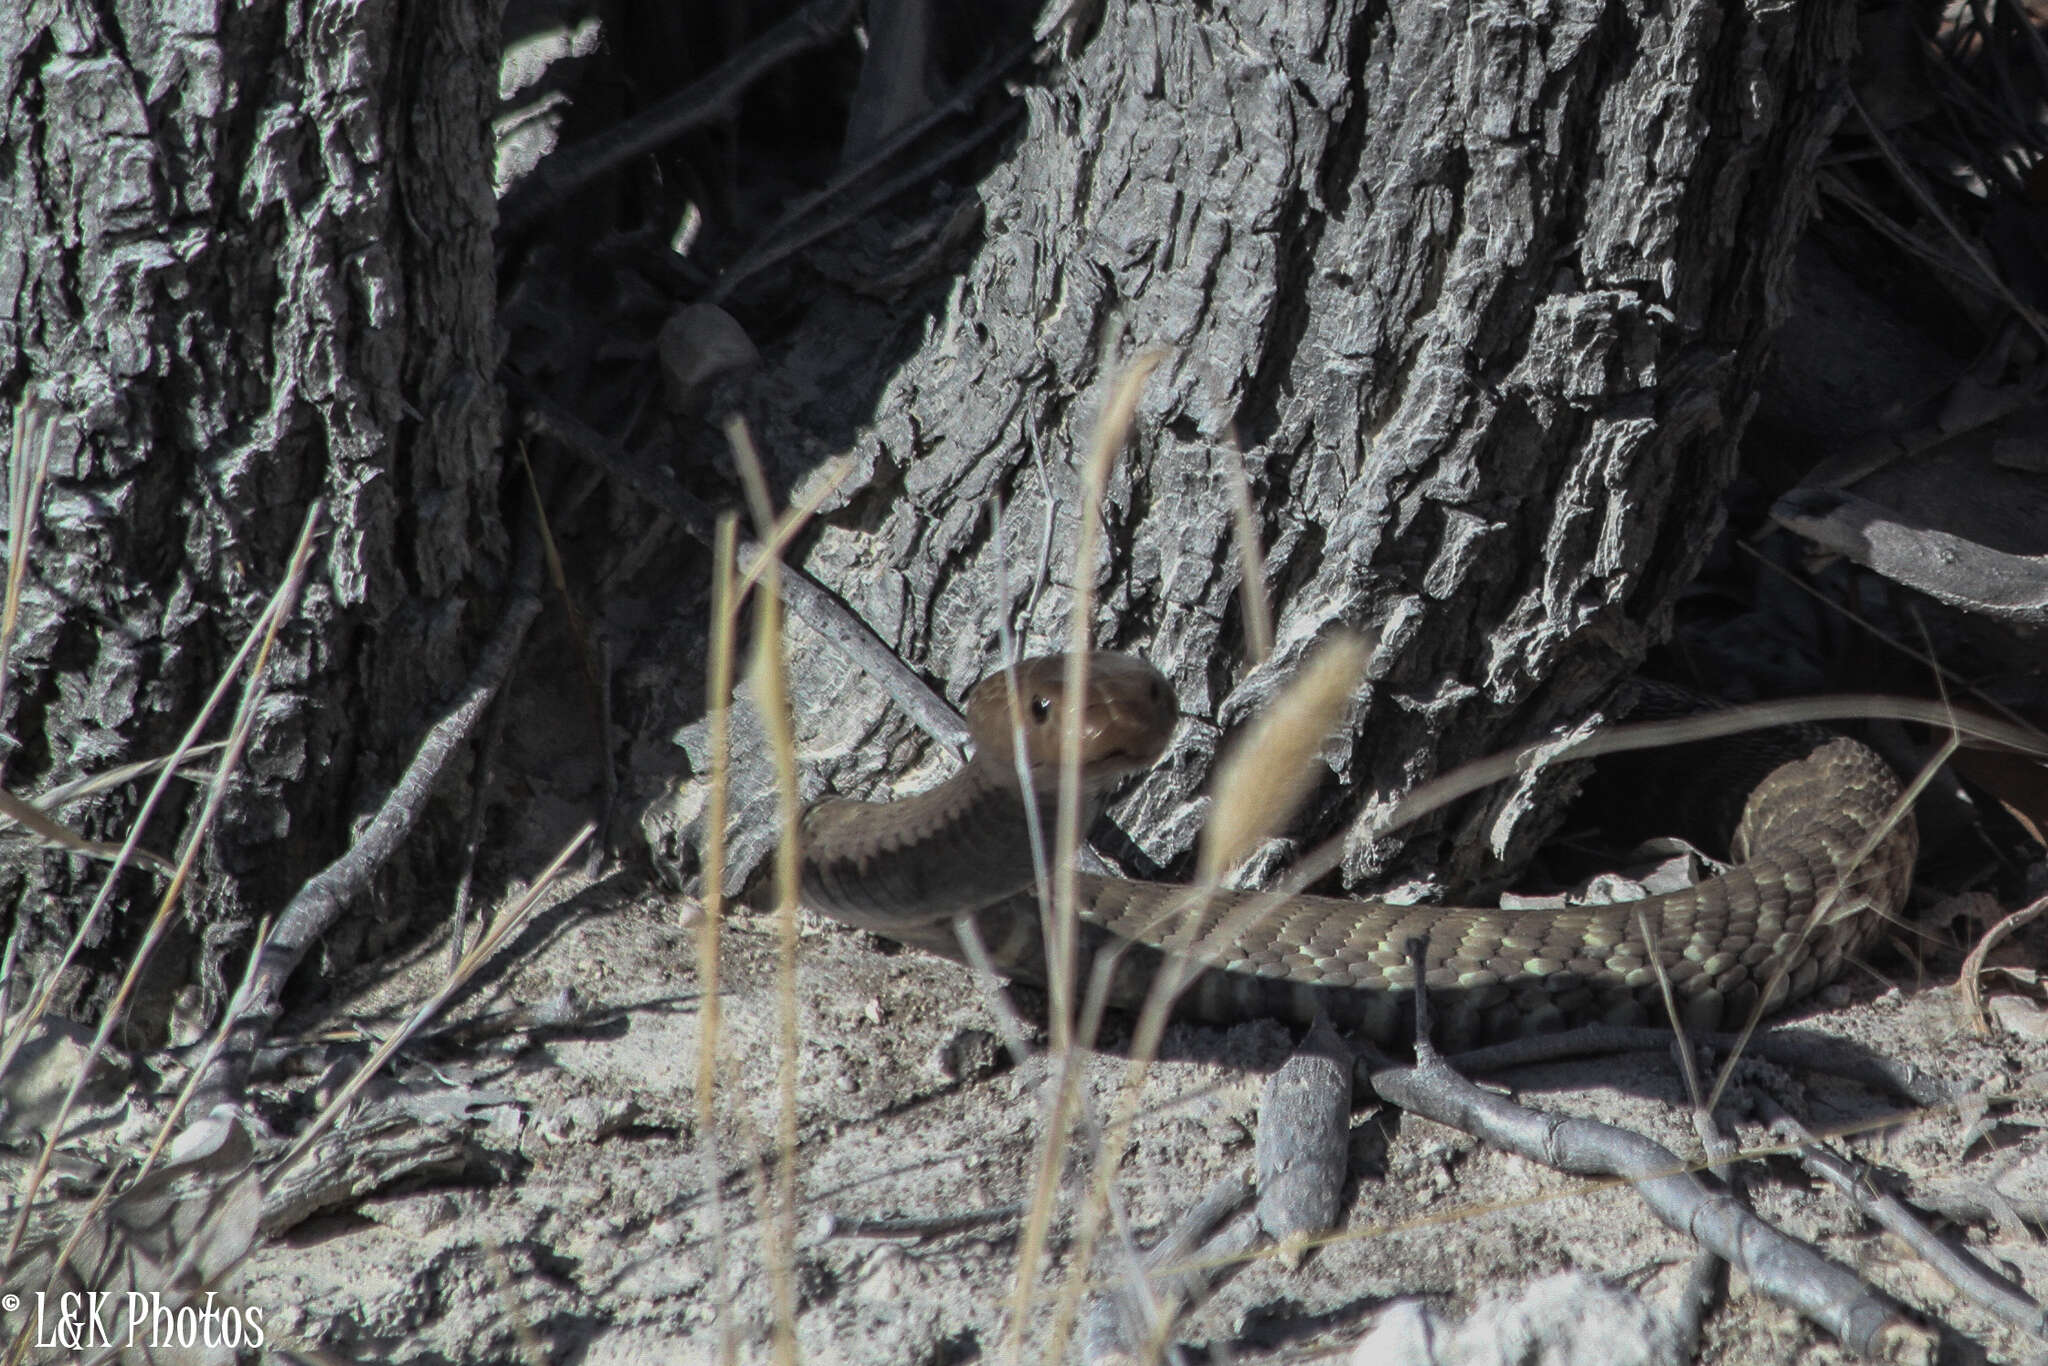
[1359,940,1933,1361]
[192,555,545,1110]
[1759,1096,2048,1344]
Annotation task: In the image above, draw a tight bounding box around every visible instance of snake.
[792,653,1917,1048]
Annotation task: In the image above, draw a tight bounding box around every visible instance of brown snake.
[794,653,1917,1048]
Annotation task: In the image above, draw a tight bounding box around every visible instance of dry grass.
[7,167,2048,1356]
[0,400,592,1362]
[680,349,2048,1364]
[0,347,2040,1362]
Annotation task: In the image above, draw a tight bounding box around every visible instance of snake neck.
[796,757,1111,930]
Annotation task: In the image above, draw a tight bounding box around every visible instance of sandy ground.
[217,866,2048,1364]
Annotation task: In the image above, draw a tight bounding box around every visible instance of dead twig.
[1957,892,2048,1034]
[192,544,545,1111]
[521,392,970,753]
[499,0,861,236]
[1359,939,1932,1361]
[1759,1095,2048,1343]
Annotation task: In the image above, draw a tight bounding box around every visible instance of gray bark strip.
[1254,1013,1352,1255]
[1773,487,2048,626]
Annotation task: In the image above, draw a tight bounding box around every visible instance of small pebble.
[933,1028,1008,1083]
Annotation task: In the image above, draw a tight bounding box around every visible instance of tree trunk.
[0,0,505,1031]
[717,0,1856,898]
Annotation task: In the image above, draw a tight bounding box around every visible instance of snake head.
[964,653,1178,787]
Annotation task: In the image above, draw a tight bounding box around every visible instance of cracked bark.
[0,0,505,1031]
[705,0,1858,902]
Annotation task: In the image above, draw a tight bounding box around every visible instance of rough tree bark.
[0,1,505,1030]
[711,0,1857,900]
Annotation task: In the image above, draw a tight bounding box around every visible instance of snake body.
[795,654,1916,1048]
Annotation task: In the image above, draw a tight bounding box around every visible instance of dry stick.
[1361,940,1930,1360]
[1083,1170,1256,1365]
[1817,173,2036,332]
[1959,892,2048,1033]
[695,514,743,1366]
[714,107,1022,303]
[1143,1094,1953,1286]
[3,506,324,1266]
[447,653,516,974]
[1911,1182,2048,1239]
[1447,1025,1955,1110]
[1252,1014,1352,1256]
[1006,352,1164,1365]
[821,1204,1027,1240]
[1758,1097,2048,1342]
[191,544,545,1111]
[726,417,804,1366]
[498,0,860,235]
[522,394,970,753]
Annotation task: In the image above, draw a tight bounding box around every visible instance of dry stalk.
[4,503,323,1266]
[1005,351,1163,1363]
[1046,636,1366,1361]
[695,513,742,1366]
[725,415,805,1366]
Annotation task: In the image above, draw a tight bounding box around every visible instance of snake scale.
[793,653,1917,1048]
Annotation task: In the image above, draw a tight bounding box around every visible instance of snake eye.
[1030,693,1052,723]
